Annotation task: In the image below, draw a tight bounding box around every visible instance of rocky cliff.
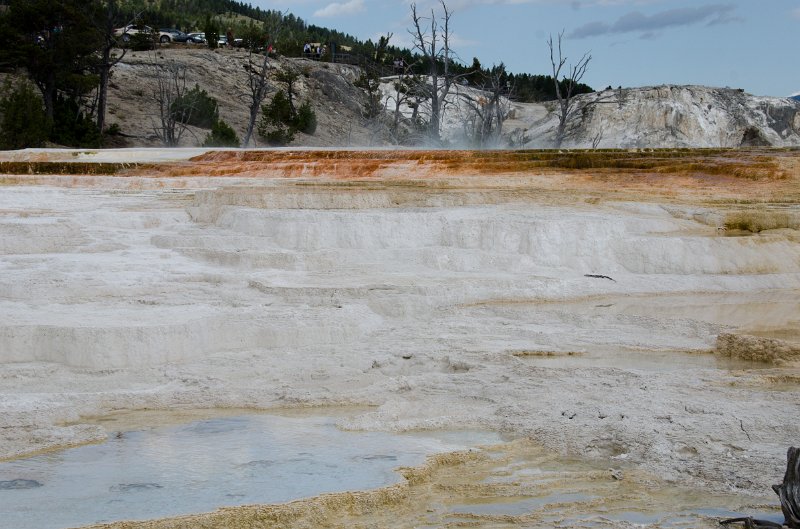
[514,85,800,149]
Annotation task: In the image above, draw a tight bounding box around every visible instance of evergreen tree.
[0,0,102,120]
[204,14,219,49]
[0,81,49,149]
[203,119,240,146]
[172,84,219,128]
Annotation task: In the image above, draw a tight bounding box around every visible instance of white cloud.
[570,4,740,38]
[313,0,366,18]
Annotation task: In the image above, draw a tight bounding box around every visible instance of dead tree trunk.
[95,0,126,133]
[240,12,284,147]
[722,446,800,529]
[409,1,463,144]
[150,55,192,146]
[774,446,800,528]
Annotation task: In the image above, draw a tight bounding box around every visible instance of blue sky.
[249,0,799,97]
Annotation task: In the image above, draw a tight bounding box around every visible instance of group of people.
[392,57,407,75]
[303,42,326,59]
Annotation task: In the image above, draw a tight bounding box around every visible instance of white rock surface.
[382,80,800,148]
[546,85,800,149]
[0,175,798,503]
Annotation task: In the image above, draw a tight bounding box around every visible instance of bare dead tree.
[149,54,194,146]
[508,128,529,148]
[382,61,428,144]
[458,63,511,148]
[548,31,591,148]
[409,0,466,144]
[240,12,284,147]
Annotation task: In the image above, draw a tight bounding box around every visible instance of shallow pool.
[0,412,502,529]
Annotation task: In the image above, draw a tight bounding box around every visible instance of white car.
[114,25,172,44]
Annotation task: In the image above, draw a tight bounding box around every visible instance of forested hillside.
[1,0,589,101]
[0,0,593,150]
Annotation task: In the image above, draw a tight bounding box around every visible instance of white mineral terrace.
[0,148,798,528]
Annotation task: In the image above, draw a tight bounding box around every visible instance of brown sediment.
[511,350,585,358]
[716,333,800,365]
[723,210,800,232]
[178,148,793,183]
[3,148,799,206]
[119,147,800,206]
[0,161,148,176]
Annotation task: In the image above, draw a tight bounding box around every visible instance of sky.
[247,0,799,97]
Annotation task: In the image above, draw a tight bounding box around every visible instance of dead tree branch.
[240,12,284,147]
[548,30,591,148]
[409,0,465,144]
[149,54,193,146]
[457,63,511,148]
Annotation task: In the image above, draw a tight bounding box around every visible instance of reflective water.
[0,412,502,529]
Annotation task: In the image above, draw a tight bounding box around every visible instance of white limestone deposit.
[381,81,800,148]
[1,156,799,521]
[521,85,800,149]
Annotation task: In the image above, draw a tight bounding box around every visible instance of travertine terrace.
[1,147,799,528]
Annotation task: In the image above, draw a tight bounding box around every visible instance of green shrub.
[295,101,317,134]
[257,91,317,145]
[172,84,219,128]
[204,16,219,49]
[129,31,156,51]
[261,90,293,127]
[0,81,49,149]
[202,119,240,147]
[263,127,294,146]
[258,90,294,145]
[104,123,121,136]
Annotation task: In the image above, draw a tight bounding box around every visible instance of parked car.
[159,28,190,43]
[217,36,228,47]
[113,24,172,44]
[187,32,206,44]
